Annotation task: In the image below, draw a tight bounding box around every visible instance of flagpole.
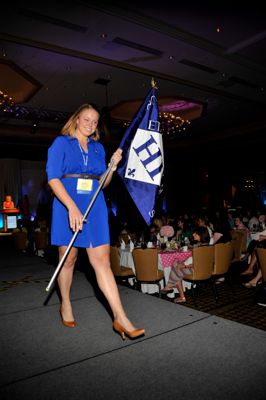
[45,160,115,292]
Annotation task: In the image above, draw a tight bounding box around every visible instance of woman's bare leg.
[241,253,257,274]
[246,269,262,285]
[87,244,137,331]
[57,246,78,321]
[175,280,186,299]
[173,265,192,301]
[162,264,180,289]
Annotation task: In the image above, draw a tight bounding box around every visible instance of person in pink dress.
[160,226,210,303]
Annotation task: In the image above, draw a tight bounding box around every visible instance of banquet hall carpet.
[0,241,265,400]
[158,267,266,332]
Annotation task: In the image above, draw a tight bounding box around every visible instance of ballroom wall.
[0,158,47,218]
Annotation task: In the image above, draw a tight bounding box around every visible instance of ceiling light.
[0,59,42,103]
[0,90,15,108]
[159,112,190,136]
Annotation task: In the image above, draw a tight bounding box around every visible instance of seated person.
[3,195,15,209]
[195,215,214,244]
[242,228,266,286]
[160,226,210,303]
[34,215,49,232]
[243,267,262,288]
[241,233,266,275]
[175,216,193,245]
[13,219,28,234]
[209,219,231,245]
[234,216,251,247]
[234,215,248,231]
[147,223,159,245]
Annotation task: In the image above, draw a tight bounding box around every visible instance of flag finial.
[151,77,158,89]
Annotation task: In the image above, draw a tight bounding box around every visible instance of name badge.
[77,178,93,194]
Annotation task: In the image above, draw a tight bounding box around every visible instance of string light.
[0,103,70,123]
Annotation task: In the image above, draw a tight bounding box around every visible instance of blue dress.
[46,135,110,248]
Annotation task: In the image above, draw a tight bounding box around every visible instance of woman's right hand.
[48,179,84,232]
[68,204,83,232]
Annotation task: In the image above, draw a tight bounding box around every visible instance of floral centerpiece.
[159,225,175,248]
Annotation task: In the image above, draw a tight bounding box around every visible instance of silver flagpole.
[45,160,115,292]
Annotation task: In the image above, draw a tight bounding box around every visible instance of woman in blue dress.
[46,103,144,339]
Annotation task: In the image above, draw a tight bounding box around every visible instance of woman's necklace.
[78,142,88,166]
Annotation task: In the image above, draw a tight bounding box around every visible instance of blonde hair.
[61,103,100,141]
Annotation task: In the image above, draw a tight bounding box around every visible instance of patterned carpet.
[167,282,266,332]
[156,262,266,332]
[84,252,266,332]
[119,277,266,331]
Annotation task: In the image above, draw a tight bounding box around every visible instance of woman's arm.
[175,261,193,269]
[103,148,122,188]
[103,168,117,188]
[259,234,266,241]
[48,178,83,232]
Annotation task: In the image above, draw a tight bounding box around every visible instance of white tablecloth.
[119,248,160,293]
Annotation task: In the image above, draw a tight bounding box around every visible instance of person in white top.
[248,214,259,232]
[195,216,214,244]
[241,231,266,276]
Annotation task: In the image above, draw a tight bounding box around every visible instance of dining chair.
[255,247,266,282]
[212,241,234,298]
[132,248,165,295]
[110,245,136,285]
[12,231,28,251]
[230,230,244,262]
[240,230,248,254]
[183,245,216,306]
[34,230,49,255]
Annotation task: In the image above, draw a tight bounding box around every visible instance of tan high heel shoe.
[113,320,145,340]
[59,307,76,328]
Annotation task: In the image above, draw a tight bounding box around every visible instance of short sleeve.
[46,136,66,181]
[93,141,107,174]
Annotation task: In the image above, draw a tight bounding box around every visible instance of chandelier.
[159,111,190,136]
[0,90,15,109]
[110,95,203,140]
[121,111,190,136]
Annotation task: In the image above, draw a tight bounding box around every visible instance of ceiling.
[0,0,266,160]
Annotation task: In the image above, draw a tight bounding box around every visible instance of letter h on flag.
[117,87,164,225]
